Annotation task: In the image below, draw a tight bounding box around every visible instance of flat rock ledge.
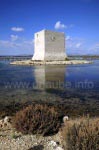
[10,60,92,65]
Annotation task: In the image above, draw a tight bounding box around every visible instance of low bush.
[61,117,99,150]
[13,104,61,136]
[65,57,69,61]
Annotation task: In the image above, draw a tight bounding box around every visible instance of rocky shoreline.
[0,116,63,150]
[10,60,92,65]
[0,116,99,150]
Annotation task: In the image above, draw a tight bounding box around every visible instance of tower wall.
[32,30,45,60]
[45,30,66,60]
[32,30,66,61]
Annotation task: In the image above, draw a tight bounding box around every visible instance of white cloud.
[0,40,14,48]
[66,36,85,55]
[66,36,72,41]
[0,38,33,51]
[10,35,18,41]
[54,21,67,29]
[95,43,99,48]
[89,43,99,54]
[54,21,74,30]
[11,27,24,32]
[76,43,82,48]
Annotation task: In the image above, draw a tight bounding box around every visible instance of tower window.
[37,34,38,38]
[51,36,55,41]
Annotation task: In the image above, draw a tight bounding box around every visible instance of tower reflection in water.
[33,65,66,90]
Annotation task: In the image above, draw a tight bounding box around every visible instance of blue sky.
[0,0,99,55]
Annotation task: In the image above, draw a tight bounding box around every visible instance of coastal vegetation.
[13,104,62,136]
[61,117,99,150]
[0,104,99,149]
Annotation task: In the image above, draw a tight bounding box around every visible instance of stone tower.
[32,30,66,61]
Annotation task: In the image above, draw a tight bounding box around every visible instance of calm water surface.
[0,59,99,115]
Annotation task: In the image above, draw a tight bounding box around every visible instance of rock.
[4,123,7,127]
[4,116,11,124]
[49,140,57,147]
[0,120,4,128]
[55,146,64,150]
[63,116,69,123]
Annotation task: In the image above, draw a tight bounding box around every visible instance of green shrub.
[61,118,99,150]
[13,104,61,136]
[65,57,69,61]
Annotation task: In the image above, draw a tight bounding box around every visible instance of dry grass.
[13,104,61,136]
[61,117,99,150]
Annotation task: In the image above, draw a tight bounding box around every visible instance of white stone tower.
[32,30,66,61]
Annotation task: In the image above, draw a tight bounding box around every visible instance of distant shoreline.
[0,55,99,61]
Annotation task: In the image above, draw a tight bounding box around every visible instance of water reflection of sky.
[0,60,99,91]
[0,60,99,105]
[66,61,99,90]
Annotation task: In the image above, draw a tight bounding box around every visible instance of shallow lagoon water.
[0,59,99,116]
